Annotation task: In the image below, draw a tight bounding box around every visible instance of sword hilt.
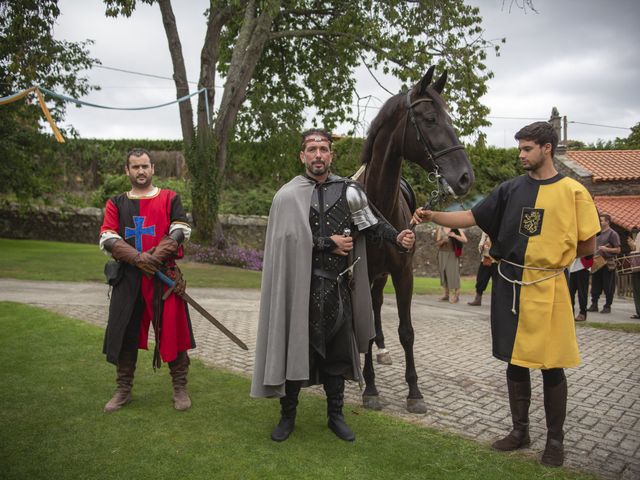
[155,270,175,288]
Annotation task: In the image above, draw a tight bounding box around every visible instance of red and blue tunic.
[100,188,195,365]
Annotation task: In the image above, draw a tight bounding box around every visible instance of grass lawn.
[0,238,477,294]
[577,322,640,333]
[0,302,593,480]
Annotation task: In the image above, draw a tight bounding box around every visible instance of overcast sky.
[52,0,639,147]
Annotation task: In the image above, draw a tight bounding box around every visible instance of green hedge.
[1,135,521,216]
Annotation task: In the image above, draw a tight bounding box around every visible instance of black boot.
[541,379,567,467]
[324,375,355,442]
[104,350,137,413]
[271,381,301,442]
[491,378,531,451]
[468,293,482,306]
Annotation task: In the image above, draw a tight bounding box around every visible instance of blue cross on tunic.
[125,216,156,252]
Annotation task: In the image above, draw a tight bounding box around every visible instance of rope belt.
[497,259,568,315]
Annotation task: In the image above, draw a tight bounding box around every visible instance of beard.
[307,161,329,176]
[129,173,152,188]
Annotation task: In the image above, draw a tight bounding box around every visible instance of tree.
[0,0,98,199]
[581,122,639,151]
[617,122,640,149]
[104,0,500,241]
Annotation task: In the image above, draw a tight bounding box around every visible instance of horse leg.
[391,268,427,414]
[362,338,382,410]
[372,275,392,365]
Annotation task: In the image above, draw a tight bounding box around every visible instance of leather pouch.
[104,260,124,286]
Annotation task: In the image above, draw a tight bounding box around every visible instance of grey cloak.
[250,175,375,398]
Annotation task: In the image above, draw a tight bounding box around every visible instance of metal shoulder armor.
[346,183,378,231]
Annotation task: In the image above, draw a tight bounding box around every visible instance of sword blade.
[181,292,249,351]
[155,270,248,351]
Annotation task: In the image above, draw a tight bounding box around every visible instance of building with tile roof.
[555,148,640,237]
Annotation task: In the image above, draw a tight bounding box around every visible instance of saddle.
[399,177,417,213]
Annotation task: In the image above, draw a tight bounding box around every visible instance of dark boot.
[586,303,598,312]
[104,350,137,413]
[324,375,355,441]
[468,294,482,306]
[271,381,301,442]
[169,351,191,411]
[491,379,531,451]
[541,379,567,467]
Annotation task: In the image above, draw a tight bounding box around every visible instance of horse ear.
[418,66,436,95]
[432,70,448,94]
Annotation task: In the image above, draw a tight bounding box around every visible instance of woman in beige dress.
[435,226,468,303]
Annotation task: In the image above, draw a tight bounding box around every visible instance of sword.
[155,270,248,351]
[338,256,361,279]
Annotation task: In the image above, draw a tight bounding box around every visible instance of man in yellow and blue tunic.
[413,122,600,467]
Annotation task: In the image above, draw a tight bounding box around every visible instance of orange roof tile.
[593,195,640,231]
[565,150,640,182]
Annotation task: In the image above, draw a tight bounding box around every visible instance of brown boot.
[541,379,567,467]
[467,294,482,306]
[104,350,137,413]
[169,351,191,411]
[491,379,531,451]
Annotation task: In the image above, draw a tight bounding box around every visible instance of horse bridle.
[402,90,466,208]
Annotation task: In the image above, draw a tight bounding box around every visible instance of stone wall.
[0,204,104,244]
[0,203,484,276]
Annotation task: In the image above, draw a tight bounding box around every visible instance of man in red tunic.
[99,148,194,412]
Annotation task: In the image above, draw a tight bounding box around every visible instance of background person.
[588,214,621,314]
[468,231,496,306]
[569,255,593,322]
[99,148,193,413]
[629,227,640,319]
[435,226,467,304]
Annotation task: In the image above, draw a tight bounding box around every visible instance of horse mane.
[360,92,404,165]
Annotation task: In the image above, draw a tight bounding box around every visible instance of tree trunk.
[214,0,281,177]
[157,0,280,242]
[196,5,236,132]
[158,0,194,146]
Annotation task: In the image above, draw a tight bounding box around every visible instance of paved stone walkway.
[1,279,638,479]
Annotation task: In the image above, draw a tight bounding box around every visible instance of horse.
[358,66,474,413]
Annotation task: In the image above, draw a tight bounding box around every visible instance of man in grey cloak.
[251,129,416,442]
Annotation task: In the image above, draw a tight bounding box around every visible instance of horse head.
[400,66,474,199]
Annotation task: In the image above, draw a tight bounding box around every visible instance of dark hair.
[514,121,558,156]
[126,148,153,167]
[300,128,332,150]
[600,213,612,223]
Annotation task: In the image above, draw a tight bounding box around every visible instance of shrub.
[91,174,130,207]
[219,185,275,216]
[155,178,192,212]
[186,242,263,271]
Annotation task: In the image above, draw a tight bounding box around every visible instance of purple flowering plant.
[187,242,263,271]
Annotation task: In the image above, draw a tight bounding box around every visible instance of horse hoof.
[362,395,383,411]
[406,398,427,414]
[376,351,392,365]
